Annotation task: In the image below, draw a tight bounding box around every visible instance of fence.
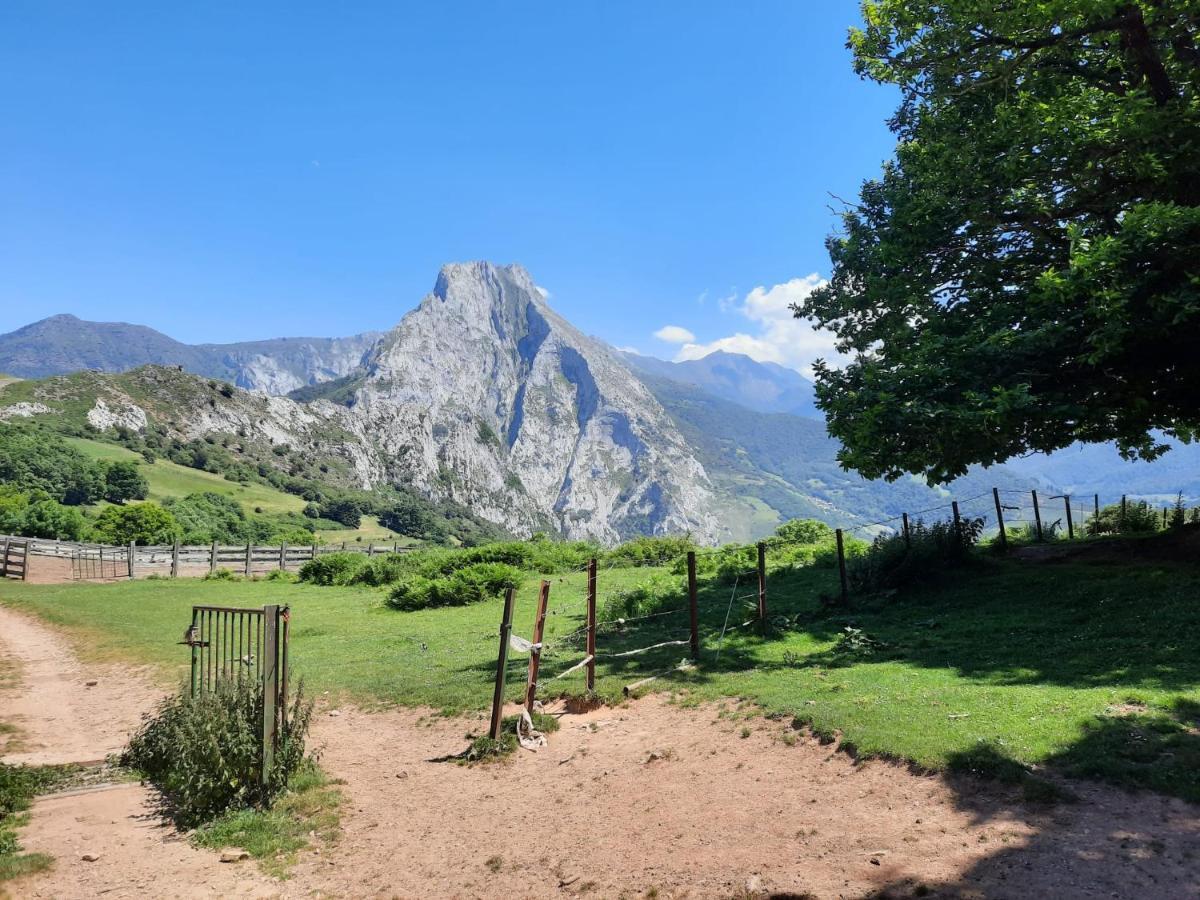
[482,484,1198,736]
[0,534,412,581]
[184,603,290,783]
[1,537,28,581]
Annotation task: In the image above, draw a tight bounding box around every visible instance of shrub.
[298,552,369,586]
[773,518,834,545]
[1088,500,1161,535]
[599,573,685,621]
[122,679,313,828]
[103,460,149,504]
[603,535,694,568]
[386,562,522,611]
[91,502,180,545]
[848,516,983,594]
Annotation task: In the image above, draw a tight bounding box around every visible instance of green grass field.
[2,553,1198,802]
[64,436,307,515]
[314,515,409,545]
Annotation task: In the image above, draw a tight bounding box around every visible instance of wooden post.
[992,488,1007,551]
[686,551,699,659]
[951,501,962,548]
[1,538,8,579]
[367,543,375,557]
[99,545,105,578]
[261,605,279,785]
[207,540,217,575]
[1120,495,1127,531]
[244,541,252,576]
[170,539,180,578]
[341,540,347,551]
[524,580,550,714]
[1064,495,1074,539]
[586,558,598,692]
[901,513,911,548]
[489,586,517,740]
[756,542,767,622]
[128,541,135,579]
[1032,490,1043,541]
[1163,506,1169,528]
[835,529,849,605]
[1094,494,1100,528]
[278,543,287,570]
[310,543,317,564]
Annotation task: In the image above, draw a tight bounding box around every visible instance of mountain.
[0,314,379,395]
[1003,439,1200,504]
[619,350,820,418]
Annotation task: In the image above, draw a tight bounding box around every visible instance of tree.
[92,502,179,546]
[379,496,435,537]
[103,461,149,504]
[163,492,248,544]
[21,498,87,540]
[799,2,1200,482]
[320,498,361,529]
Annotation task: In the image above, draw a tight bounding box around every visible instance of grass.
[314,515,412,545]
[63,437,306,515]
[190,763,342,878]
[0,764,79,884]
[2,550,1198,802]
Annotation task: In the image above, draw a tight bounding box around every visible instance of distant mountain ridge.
[0,313,379,395]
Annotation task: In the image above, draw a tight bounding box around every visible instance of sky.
[0,2,898,376]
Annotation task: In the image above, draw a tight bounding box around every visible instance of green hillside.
[63,437,308,516]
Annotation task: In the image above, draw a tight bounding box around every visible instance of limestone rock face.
[344,262,719,542]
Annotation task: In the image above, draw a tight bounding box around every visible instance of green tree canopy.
[0,426,105,504]
[800,2,1200,482]
[103,461,149,504]
[92,502,179,546]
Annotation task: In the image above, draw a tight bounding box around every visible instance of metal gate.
[184,604,291,779]
[1,538,28,581]
[71,545,130,580]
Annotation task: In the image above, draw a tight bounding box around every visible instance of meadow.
[2,546,1197,803]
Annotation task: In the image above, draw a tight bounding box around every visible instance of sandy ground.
[2,604,1199,899]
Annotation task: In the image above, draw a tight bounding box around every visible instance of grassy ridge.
[1,556,1198,801]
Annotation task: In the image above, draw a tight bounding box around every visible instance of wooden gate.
[71,545,131,581]
[184,604,291,780]
[1,538,28,581]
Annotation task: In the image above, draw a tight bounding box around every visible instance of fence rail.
[0,534,411,581]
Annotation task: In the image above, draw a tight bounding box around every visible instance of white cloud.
[673,274,841,378]
[534,285,551,301]
[615,345,642,355]
[653,324,696,344]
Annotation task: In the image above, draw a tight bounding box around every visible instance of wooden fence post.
[207,540,217,575]
[756,542,767,623]
[261,605,279,786]
[367,543,375,557]
[1064,495,1074,539]
[835,529,849,605]
[341,541,347,551]
[951,501,962,548]
[244,541,252,577]
[525,581,550,714]
[686,551,699,659]
[586,558,598,692]
[1,537,8,578]
[99,546,106,579]
[902,513,911,548]
[310,543,317,565]
[278,543,287,570]
[1094,494,1100,527]
[1120,495,1127,531]
[992,488,1007,551]
[1032,490,1043,541]
[489,586,517,740]
[128,541,136,579]
[170,539,180,578]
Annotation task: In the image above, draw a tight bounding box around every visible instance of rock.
[328,710,341,717]
[81,853,101,862]
[219,849,250,863]
[745,874,763,893]
[85,680,98,687]
[395,771,408,779]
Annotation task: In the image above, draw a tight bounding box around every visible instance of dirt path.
[3,604,1199,898]
[285,701,1200,899]
[0,605,163,765]
[0,605,279,899]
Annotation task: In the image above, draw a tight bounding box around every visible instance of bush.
[103,460,149,504]
[773,518,834,545]
[386,562,522,611]
[599,573,685,621]
[297,552,369,586]
[848,516,983,594]
[1088,500,1161,535]
[122,679,313,828]
[602,535,694,568]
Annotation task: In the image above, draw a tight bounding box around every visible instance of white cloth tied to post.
[509,633,542,654]
[516,708,547,751]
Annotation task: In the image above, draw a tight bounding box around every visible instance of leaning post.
[756,542,767,623]
[585,558,598,692]
[835,529,849,605]
[524,581,550,714]
[1064,495,1074,540]
[1032,490,1043,541]
[488,586,517,740]
[686,551,699,659]
[992,488,1007,551]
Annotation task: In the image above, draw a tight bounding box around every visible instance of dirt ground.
[2,606,1199,899]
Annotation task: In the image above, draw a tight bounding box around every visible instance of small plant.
[204,568,238,581]
[298,552,369,586]
[484,855,503,873]
[826,626,889,665]
[386,562,522,611]
[122,679,314,828]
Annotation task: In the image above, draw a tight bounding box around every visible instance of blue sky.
[0,2,897,372]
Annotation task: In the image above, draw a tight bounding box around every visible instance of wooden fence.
[0,534,410,581]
